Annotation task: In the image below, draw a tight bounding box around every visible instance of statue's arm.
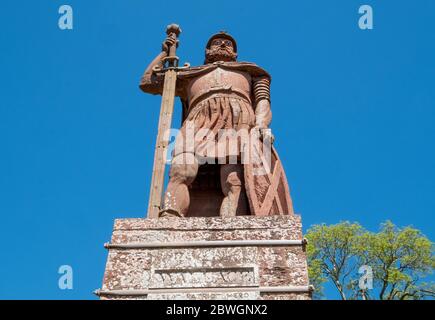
[253,76,272,128]
[139,51,167,95]
[139,36,179,95]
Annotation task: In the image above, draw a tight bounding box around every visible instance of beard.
[205,47,237,64]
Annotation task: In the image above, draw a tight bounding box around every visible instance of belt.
[188,86,251,112]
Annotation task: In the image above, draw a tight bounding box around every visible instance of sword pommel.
[166,24,181,37]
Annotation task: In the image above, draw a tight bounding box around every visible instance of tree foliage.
[306,221,434,300]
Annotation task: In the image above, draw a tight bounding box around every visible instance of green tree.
[360,221,435,300]
[306,221,434,300]
[306,222,365,299]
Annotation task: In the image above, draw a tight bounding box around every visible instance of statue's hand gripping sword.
[147,24,189,218]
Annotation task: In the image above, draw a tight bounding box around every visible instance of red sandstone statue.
[140,31,294,218]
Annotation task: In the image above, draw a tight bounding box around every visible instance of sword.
[147,24,183,218]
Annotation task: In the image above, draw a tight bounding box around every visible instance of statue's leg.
[160,153,198,218]
[219,164,245,217]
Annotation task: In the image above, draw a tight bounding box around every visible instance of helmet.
[206,31,237,53]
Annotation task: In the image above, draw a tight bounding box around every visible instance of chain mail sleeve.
[253,76,272,128]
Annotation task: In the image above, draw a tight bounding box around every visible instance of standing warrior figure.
[140,31,294,218]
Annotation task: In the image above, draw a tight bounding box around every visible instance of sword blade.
[147,69,177,218]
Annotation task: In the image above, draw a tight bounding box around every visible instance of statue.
[140,26,294,218]
[96,25,311,301]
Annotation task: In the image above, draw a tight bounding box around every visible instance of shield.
[244,143,294,216]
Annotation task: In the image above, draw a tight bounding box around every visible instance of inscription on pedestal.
[150,247,258,269]
[150,267,258,288]
[147,291,260,300]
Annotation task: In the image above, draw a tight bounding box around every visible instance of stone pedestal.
[96,215,311,300]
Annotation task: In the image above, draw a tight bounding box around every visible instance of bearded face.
[205,38,238,64]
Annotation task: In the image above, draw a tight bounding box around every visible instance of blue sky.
[0,0,434,299]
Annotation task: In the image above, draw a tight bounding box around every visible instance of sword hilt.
[165,23,181,67]
[153,24,190,73]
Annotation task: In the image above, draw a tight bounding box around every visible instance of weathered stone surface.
[113,215,302,233]
[149,267,257,289]
[258,247,309,286]
[154,247,257,268]
[102,250,152,290]
[100,215,311,300]
[111,228,295,243]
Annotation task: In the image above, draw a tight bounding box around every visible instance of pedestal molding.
[104,239,307,249]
